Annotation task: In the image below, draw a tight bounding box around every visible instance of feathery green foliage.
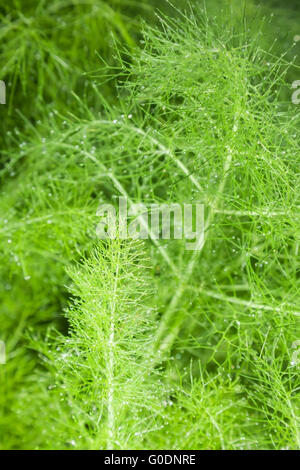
[0,0,299,450]
[19,240,167,449]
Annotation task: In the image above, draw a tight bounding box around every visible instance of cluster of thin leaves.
[0,0,299,450]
